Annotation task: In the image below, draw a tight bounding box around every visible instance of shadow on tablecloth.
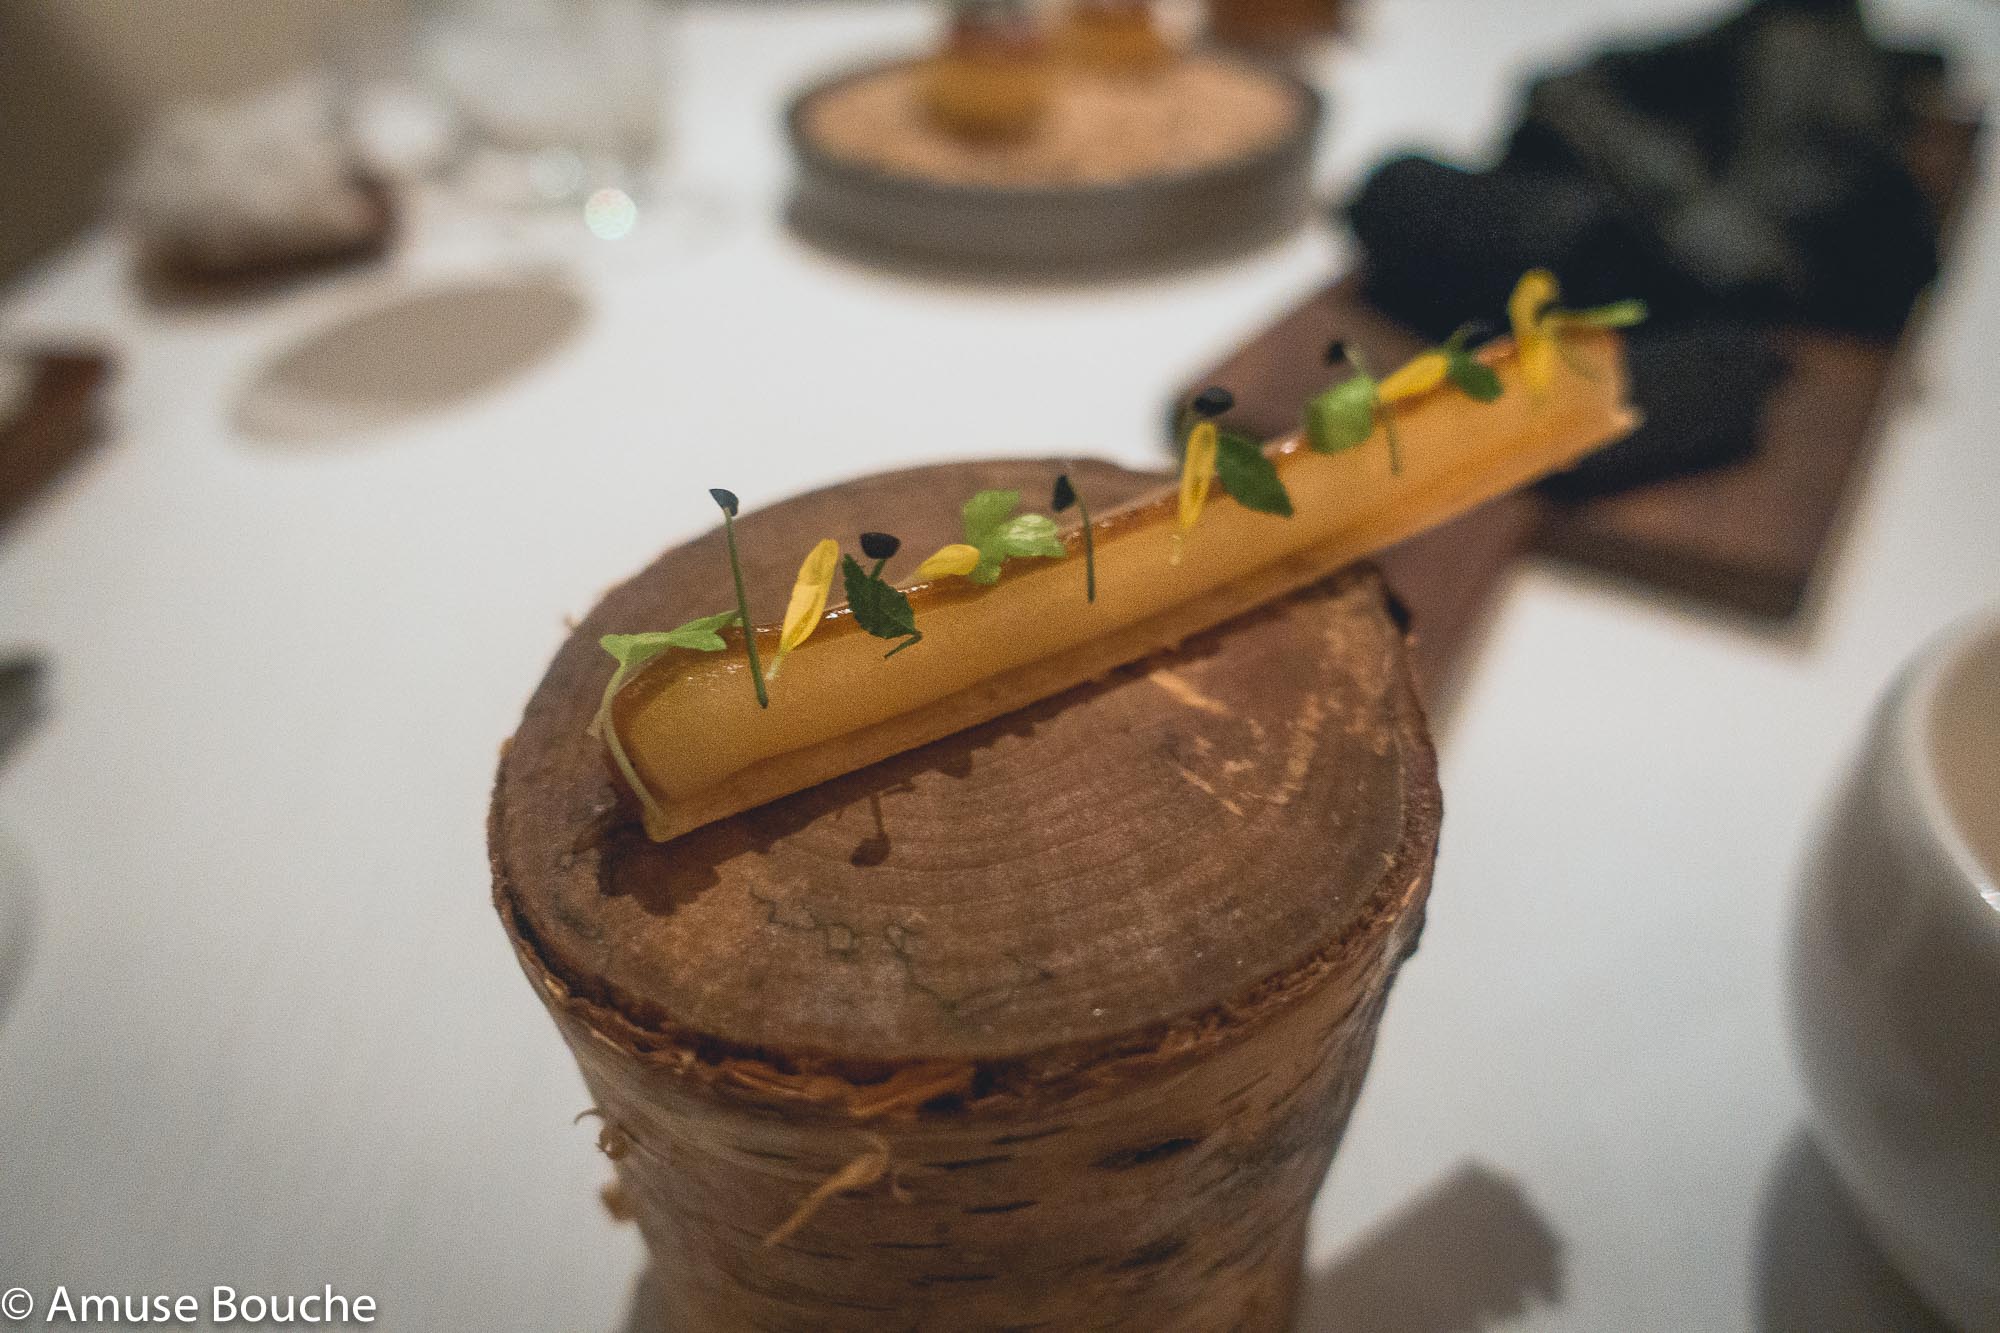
[233,270,587,445]
[1755,1127,1950,1332]
[1295,1161,1563,1331]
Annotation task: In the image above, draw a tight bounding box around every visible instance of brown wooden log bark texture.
[490,458,1442,1332]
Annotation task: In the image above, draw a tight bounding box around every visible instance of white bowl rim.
[1892,606,2000,923]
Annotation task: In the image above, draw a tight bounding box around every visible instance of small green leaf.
[960,488,1065,583]
[962,489,1023,546]
[1305,376,1378,453]
[593,616,744,836]
[664,610,742,652]
[598,613,742,669]
[995,513,1067,560]
[597,612,741,725]
[600,632,675,676]
[1214,430,1292,516]
[841,555,921,655]
[1562,299,1648,329]
[1445,353,1503,402]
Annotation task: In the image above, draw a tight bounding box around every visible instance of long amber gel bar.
[615,330,1637,841]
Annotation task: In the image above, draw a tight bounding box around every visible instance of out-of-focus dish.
[118,82,394,301]
[1790,610,2000,1331]
[786,0,1319,270]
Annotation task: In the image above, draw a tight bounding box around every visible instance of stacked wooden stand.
[491,458,1442,1330]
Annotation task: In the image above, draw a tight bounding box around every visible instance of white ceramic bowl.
[1790,610,2000,1331]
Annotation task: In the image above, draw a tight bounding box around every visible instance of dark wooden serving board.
[1187,109,1981,690]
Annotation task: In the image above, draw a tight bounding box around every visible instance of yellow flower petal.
[913,542,982,580]
[1509,269,1561,397]
[1178,419,1217,534]
[1509,268,1559,341]
[1518,332,1558,396]
[767,537,839,680]
[1377,351,1450,403]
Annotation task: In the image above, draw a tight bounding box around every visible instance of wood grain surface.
[490,457,1441,1329]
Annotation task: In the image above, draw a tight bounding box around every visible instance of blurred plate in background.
[785,56,1322,276]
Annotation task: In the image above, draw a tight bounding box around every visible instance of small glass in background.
[422,0,668,230]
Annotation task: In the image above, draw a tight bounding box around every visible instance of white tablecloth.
[3,2,1996,1328]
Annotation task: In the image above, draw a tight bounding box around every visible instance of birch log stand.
[490,458,1443,1332]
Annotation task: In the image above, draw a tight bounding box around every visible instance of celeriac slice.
[615,329,1637,841]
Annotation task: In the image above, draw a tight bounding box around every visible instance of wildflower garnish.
[1176,418,1218,564]
[1376,350,1449,403]
[1178,386,1292,523]
[1379,324,1505,408]
[1051,471,1096,602]
[1509,270,1648,396]
[913,543,982,580]
[593,612,741,829]
[844,556,920,652]
[960,489,1067,584]
[1174,383,1295,560]
[1508,269,1562,397]
[1305,341,1377,456]
[768,538,839,682]
[1306,342,1404,472]
[1441,323,1503,401]
[710,488,768,708]
[842,537,923,657]
[1216,429,1292,517]
[1562,299,1648,330]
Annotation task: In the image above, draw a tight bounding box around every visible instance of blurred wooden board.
[1188,109,1981,662]
[1535,327,1903,617]
[0,350,111,533]
[1539,111,1980,617]
[1375,494,1542,701]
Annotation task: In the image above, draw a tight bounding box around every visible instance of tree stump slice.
[491,458,1442,1332]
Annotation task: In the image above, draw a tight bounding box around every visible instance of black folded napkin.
[1346,0,1945,495]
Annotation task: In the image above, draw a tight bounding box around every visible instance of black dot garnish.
[1051,474,1077,513]
[859,531,901,561]
[1324,340,1348,366]
[708,488,740,516]
[1191,386,1235,418]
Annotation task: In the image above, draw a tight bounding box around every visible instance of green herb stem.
[594,662,667,832]
[1076,488,1096,603]
[720,508,769,709]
